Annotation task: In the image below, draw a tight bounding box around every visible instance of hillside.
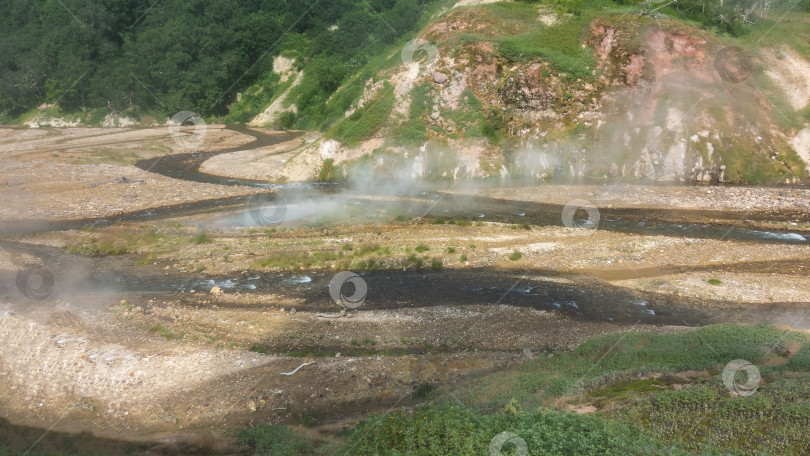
[4,0,810,184]
[254,0,810,184]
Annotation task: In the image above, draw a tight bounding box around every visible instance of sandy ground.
[458,184,810,222]
[0,126,275,221]
[0,125,808,452]
[199,131,320,181]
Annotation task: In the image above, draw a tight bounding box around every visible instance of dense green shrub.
[345,403,694,455]
[238,424,317,456]
[330,85,395,147]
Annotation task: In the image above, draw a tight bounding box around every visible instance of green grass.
[706,278,723,286]
[190,232,212,245]
[415,243,430,253]
[67,240,128,256]
[237,325,810,455]
[318,158,338,181]
[252,243,388,271]
[330,83,396,147]
[345,403,695,456]
[497,9,598,80]
[509,250,522,261]
[224,71,282,123]
[67,228,170,256]
[149,325,183,341]
[238,424,322,456]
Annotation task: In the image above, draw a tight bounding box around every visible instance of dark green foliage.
[329,84,395,146]
[412,382,438,400]
[190,232,212,244]
[234,325,810,456]
[225,72,282,123]
[0,0,440,123]
[345,403,693,455]
[238,424,317,456]
[318,158,337,181]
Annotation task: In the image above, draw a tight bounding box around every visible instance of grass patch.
[237,325,810,455]
[190,232,212,245]
[67,240,128,256]
[412,383,438,400]
[238,424,320,456]
[329,83,395,147]
[318,158,339,181]
[497,10,597,80]
[346,403,693,455]
[149,325,183,341]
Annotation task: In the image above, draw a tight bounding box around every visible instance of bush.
[330,84,395,146]
[191,233,212,244]
[319,158,337,181]
[238,424,316,456]
[346,403,692,456]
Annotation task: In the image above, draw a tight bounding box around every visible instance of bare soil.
[0,126,808,453]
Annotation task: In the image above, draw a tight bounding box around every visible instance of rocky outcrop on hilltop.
[265,4,810,184]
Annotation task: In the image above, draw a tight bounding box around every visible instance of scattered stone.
[433,72,448,84]
[608,162,619,178]
[210,286,223,295]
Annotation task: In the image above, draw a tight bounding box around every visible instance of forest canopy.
[0,0,436,124]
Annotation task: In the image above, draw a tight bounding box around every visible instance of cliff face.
[263,3,810,184]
